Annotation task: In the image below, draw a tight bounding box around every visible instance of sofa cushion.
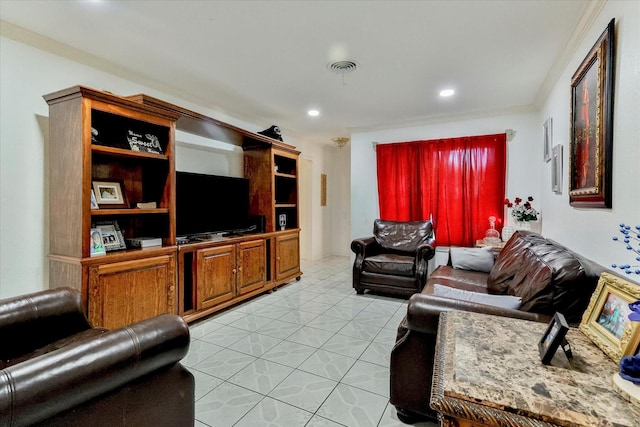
[363,253,415,277]
[433,284,522,310]
[373,219,433,252]
[450,246,494,273]
[487,230,547,294]
[427,265,490,293]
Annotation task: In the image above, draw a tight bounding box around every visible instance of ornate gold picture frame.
[579,272,640,363]
[568,19,615,208]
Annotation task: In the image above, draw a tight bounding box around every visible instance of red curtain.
[376,133,506,246]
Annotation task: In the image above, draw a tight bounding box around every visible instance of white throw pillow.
[433,284,522,310]
[450,246,495,273]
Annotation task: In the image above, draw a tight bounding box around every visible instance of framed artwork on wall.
[551,145,563,194]
[568,18,615,208]
[543,117,552,163]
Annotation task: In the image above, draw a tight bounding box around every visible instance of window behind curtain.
[376,133,506,246]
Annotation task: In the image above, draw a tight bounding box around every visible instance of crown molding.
[534,1,608,109]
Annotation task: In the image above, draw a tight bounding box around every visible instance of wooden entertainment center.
[44,86,301,328]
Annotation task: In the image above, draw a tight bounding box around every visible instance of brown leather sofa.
[389,231,605,424]
[351,219,435,296]
[0,287,193,427]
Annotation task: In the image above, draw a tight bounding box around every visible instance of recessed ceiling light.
[439,89,455,97]
[308,110,320,117]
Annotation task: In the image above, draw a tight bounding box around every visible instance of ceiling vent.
[327,60,358,74]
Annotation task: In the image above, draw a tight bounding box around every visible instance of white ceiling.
[0,1,596,146]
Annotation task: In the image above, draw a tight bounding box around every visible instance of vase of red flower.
[504,196,540,232]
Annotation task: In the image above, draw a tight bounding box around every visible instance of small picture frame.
[89,228,106,257]
[94,220,127,251]
[579,272,640,363]
[90,189,99,210]
[543,117,553,163]
[539,312,570,365]
[279,214,287,231]
[551,144,563,194]
[93,181,128,208]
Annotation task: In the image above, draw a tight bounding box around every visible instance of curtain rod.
[372,129,515,151]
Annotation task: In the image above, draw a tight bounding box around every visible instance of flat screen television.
[176,171,251,237]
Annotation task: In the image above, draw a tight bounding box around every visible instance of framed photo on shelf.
[90,189,99,210]
[579,272,640,363]
[89,228,106,257]
[569,18,615,208]
[538,312,570,365]
[551,145,563,194]
[92,181,128,208]
[93,220,127,251]
[543,117,552,163]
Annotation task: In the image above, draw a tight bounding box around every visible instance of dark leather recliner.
[351,219,435,296]
[0,287,194,427]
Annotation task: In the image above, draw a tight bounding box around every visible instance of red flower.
[514,197,522,205]
[507,202,513,208]
[503,198,510,205]
[527,196,534,202]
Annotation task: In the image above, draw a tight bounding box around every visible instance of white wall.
[351,0,640,283]
[0,33,347,298]
[538,0,640,283]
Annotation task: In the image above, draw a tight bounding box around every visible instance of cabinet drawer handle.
[233,268,237,274]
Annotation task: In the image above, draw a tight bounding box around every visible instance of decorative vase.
[517,221,532,231]
[501,226,515,242]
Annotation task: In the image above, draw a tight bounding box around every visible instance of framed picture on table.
[538,312,570,365]
[579,272,640,363]
[568,19,615,208]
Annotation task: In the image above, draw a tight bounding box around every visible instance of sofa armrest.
[405,294,549,335]
[416,243,435,262]
[350,236,379,257]
[0,314,190,427]
[0,288,92,362]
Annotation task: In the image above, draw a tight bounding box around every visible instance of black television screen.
[176,171,251,237]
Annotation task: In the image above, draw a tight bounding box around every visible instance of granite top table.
[431,311,640,427]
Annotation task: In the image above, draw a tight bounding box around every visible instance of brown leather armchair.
[351,219,435,296]
[0,287,193,427]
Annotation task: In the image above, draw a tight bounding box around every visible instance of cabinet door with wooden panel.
[275,231,301,284]
[237,239,267,295]
[196,244,236,310]
[88,254,176,329]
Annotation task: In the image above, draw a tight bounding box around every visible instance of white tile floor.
[185,256,437,427]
